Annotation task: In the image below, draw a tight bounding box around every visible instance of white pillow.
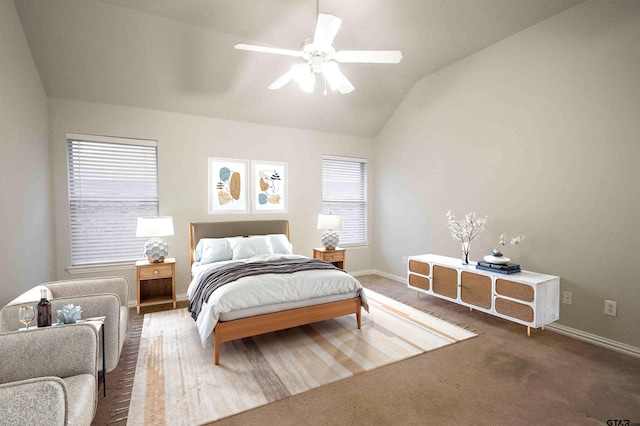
[229,237,273,260]
[267,234,293,255]
[196,238,233,264]
[249,234,293,255]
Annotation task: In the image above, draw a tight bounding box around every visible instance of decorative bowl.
[484,255,511,265]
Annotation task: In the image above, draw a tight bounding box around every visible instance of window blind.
[67,135,158,265]
[322,156,367,245]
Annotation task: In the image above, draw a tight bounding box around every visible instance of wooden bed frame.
[189,220,362,365]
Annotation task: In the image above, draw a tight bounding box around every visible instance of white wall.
[374,0,640,348]
[0,0,52,307]
[49,99,374,304]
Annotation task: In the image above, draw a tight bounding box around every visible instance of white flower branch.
[446,210,488,244]
[499,232,526,246]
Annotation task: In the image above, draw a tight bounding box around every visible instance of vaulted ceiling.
[15,0,584,138]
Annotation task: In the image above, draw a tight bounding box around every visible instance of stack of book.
[476,260,521,274]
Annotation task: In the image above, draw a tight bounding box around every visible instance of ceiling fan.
[234,10,402,94]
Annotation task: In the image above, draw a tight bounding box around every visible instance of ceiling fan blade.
[313,13,342,51]
[322,62,355,94]
[335,50,403,64]
[235,44,303,58]
[268,64,310,90]
[268,69,296,90]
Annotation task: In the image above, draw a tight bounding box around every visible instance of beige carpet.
[127,290,476,425]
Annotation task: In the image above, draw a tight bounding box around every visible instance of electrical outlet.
[562,291,573,305]
[402,256,408,266]
[604,300,617,317]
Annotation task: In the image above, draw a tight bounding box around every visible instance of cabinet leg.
[469,307,473,312]
[541,325,545,331]
[527,326,531,337]
[416,290,419,298]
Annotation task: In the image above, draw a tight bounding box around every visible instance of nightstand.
[135,258,176,314]
[313,247,346,270]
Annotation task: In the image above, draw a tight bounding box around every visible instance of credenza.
[407,254,559,335]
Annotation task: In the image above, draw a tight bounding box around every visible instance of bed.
[187,220,368,365]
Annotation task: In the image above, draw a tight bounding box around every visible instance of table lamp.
[317,213,342,250]
[136,216,174,262]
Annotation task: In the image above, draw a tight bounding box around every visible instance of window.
[67,134,158,265]
[321,155,367,246]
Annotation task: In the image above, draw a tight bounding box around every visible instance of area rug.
[127,290,476,425]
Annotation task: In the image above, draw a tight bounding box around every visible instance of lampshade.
[136,216,174,263]
[136,216,174,237]
[317,214,343,230]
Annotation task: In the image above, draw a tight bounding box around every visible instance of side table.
[135,258,176,314]
[76,316,106,396]
[313,247,346,270]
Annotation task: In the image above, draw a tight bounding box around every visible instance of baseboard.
[349,269,376,277]
[545,323,640,359]
[350,269,405,282]
[371,269,406,283]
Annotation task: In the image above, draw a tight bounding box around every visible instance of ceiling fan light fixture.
[293,64,316,93]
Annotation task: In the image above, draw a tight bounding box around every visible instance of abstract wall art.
[251,161,287,213]
[208,157,248,213]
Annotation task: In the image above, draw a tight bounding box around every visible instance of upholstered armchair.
[0,324,99,425]
[0,277,129,372]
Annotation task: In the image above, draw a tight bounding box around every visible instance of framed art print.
[252,161,287,213]
[208,157,248,214]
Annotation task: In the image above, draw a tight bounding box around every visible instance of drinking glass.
[19,305,35,330]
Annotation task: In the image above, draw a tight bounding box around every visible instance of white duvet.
[187,254,368,347]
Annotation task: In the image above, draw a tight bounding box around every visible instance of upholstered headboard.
[189,220,290,266]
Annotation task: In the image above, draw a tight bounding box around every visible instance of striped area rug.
[127,290,476,425]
